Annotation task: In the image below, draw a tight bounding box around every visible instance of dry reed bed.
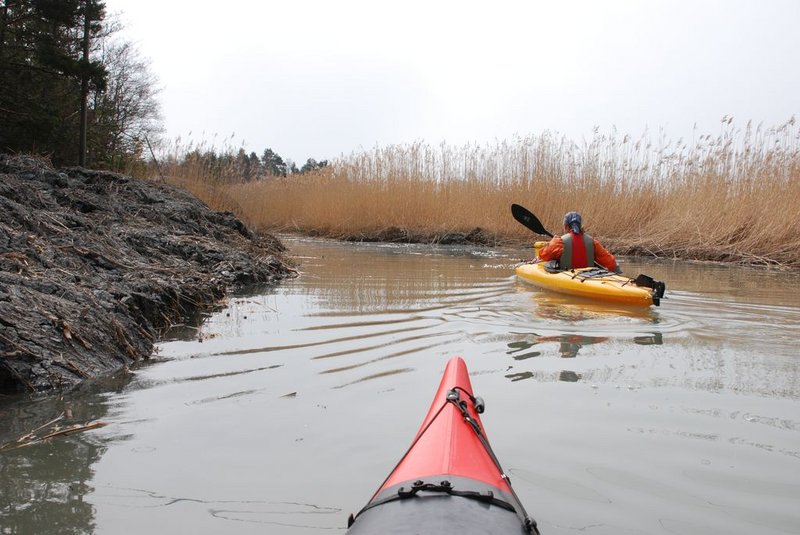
[157,118,800,269]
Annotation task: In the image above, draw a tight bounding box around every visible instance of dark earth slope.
[0,155,293,394]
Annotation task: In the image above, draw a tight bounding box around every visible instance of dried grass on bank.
[153,118,800,269]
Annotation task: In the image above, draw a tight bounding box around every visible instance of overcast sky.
[104,0,799,165]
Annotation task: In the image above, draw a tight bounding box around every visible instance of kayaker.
[538,211,619,272]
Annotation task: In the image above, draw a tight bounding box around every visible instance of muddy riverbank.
[0,155,294,394]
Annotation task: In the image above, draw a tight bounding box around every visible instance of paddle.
[510,204,553,238]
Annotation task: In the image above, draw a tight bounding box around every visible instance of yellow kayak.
[515,261,663,307]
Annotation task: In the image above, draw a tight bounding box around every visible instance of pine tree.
[0,0,107,165]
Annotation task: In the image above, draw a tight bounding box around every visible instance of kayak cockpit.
[347,475,533,534]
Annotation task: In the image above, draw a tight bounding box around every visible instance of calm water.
[2,236,799,534]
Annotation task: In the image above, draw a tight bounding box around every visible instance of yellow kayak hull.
[515,262,657,307]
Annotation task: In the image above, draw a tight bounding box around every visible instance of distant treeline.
[161,147,329,184]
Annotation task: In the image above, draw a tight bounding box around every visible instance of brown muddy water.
[2,235,799,535]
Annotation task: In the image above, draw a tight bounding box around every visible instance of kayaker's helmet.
[564,211,582,234]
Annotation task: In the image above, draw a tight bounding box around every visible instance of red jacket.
[538,232,617,271]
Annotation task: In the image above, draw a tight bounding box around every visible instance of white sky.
[104,0,800,165]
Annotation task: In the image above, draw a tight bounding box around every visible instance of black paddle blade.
[511,204,553,237]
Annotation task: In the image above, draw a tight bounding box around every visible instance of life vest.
[559,232,594,269]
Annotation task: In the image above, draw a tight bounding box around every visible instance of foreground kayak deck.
[347,357,538,534]
[515,261,663,307]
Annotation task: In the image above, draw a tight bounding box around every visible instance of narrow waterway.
[2,236,799,534]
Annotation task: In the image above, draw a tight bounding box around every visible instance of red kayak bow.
[347,356,538,534]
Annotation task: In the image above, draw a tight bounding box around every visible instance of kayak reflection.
[522,285,659,321]
[505,369,584,383]
[507,334,609,360]
[505,330,665,384]
[507,331,664,361]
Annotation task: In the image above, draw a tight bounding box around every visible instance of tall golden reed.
[153,118,800,268]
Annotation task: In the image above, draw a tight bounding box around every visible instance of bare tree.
[89,33,163,169]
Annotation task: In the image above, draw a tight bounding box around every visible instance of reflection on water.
[634,332,663,345]
[507,334,610,360]
[526,289,660,322]
[0,372,131,534]
[558,371,581,383]
[505,331,663,383]
[506,334,609,383]
[1,236,799,534]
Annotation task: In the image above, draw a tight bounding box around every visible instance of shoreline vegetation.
[152,118,799,269]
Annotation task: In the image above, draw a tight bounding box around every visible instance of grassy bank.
[153,118,800,269]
